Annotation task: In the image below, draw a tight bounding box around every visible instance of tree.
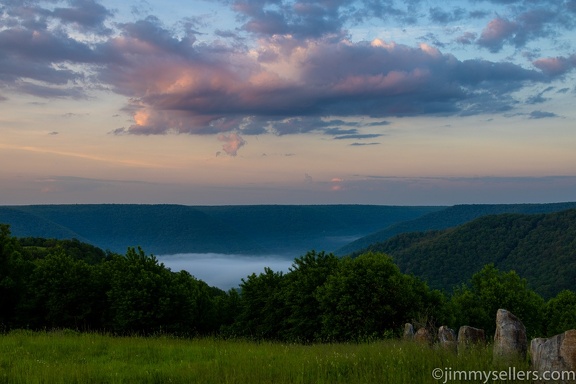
[316,252,441,341]
[281,250,339,342]
[28,250,103,330]
[0,224,33,329]
[105,247,180,334]
[544,290,576,336]
[450,264,545,337]
[233,267,287,340]
[160,270,218,336]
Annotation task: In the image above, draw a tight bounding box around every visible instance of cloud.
[52,0,114,34]
[476,7,566,52]
[429,7,467,24]
[0,1,102,98]
[528,110,559,119]
[333,133,383,140]
[98,29,550,136]
[533,55,576,76]
[232,0,355,39]
[350,142,380,146]
[218,132,247,156]
[0,0,574,140]
[477,17,518,52]
[455,32,477,45]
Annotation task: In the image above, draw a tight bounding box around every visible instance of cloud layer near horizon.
[1,0,576,154]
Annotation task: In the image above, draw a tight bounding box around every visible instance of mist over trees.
[1,223,575,341]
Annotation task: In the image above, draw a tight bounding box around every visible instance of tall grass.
[0,330,530,383]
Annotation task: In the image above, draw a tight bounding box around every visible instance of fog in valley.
[158,253,296,290]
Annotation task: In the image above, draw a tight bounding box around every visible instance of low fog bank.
[158,253,295,290]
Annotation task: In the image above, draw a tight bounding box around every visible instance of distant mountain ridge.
[359,208,576,297]
[335,202,576,256]
[0,204,442,255]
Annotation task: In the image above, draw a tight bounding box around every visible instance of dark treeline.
[1,223,575,341]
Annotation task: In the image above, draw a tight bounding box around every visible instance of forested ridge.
[1,221,576,342]
[336,201,576,255]
[0,204,442,255]
[354,208,576,298]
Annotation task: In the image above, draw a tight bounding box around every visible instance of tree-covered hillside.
[0,205,263,255]
[194,205,443,254]
[359,209,576,298]
[336,202,576,256]
[3,223,576,340]
[0,204,442,255]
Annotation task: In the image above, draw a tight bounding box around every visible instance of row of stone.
[404,309,576,383]
[403,322,484,353]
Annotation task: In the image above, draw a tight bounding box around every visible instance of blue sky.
[1,0,575,205]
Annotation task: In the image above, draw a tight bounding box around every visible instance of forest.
[354,209,576,298]
[0,204,443,255]
[1,220,575,342]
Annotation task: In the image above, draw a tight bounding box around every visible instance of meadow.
[0,330,530,384]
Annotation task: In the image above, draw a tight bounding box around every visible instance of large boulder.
[457,326,485,352]
[493,309,527,361]
[403,323,414,340]
[414,327,433,345]
[438,326,457,352]
[531,330,576,383]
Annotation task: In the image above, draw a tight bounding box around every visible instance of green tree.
[28,250,103,330]
[0,224,33,329]
[104,247,220,336]
[234,267,287,340]
[450,264,545,337]
[281,250,339,342]
[544,290,576,336]
[316,252,441,341]
[215,288,242,337]
[161,270,218,336]
[105,247,179,334]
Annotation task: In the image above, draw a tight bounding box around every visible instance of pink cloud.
[102,31,544,135]
[477,17,518,52]
[217,132,246,156]
[533,56,576,76]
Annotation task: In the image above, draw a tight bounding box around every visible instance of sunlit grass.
[0,330,530,383]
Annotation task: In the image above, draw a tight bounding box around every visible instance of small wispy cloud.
[529,110,559,119]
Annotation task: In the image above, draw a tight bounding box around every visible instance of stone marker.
[438,325,457,352]
[414,327,433,345]
[403,323,414,340]
[457,325,485,352]
[531,329,576,383]
[493,309,527,361]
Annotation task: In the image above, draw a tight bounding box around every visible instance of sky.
[1,0,576,205]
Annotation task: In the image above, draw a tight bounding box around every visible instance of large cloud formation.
[1,0,575,152]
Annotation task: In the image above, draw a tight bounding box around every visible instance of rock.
[438,326,457,352]
[414,327,433,345]
[493,309,527,361]
[531,330,576,383]
[457,326,485,352]
[403,323,414,340]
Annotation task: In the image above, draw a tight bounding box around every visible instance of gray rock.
[403,323,414,340]
[493,309,527,361]
[438,326,457,352]
[457,326,485,352]
[531,330,576,383]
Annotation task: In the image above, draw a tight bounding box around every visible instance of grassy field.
[0,330,530,383]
